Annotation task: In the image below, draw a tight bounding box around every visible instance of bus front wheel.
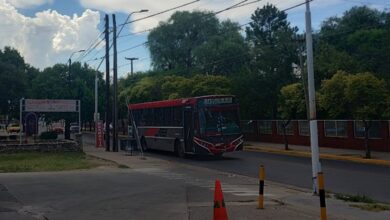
[175,141,186,158]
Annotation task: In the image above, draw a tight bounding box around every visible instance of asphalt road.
[148,150,390,203]
[83,133,390,203]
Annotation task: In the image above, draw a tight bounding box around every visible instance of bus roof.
[128,95,235,110]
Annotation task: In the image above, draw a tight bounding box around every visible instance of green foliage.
[278,83,306,119]
[314,43,359,84]
[244,4,299,118]
[335,193,375,203]
[0,47,27,118]
[317,6,390,84]
[31,62,105,123]
[190,75,231,96]
[194,20,249,75]
[148,11,247,75]
[39,131,58,140]
[119,74,231,104]
[346,73,389,120]
[319,71,350,119]
[319,72,389,119]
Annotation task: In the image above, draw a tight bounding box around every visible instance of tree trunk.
[64,120,70,139]
[283,120,289,150]
[363,120,371,159]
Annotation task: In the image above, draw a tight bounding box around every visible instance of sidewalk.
[83,144,390,220]
[245,141,390,166]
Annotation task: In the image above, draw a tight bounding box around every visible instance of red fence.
[241,120,390,152]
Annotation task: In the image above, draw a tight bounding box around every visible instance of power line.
[117,28,152,39]
[76,37,105,62]
[282,0,313,12]
[239,0,315,28]
[117,0,261,41]
[74,31,104,62]
[118,0,200,27]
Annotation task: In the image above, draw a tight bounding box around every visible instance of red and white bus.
[128,95,243,157]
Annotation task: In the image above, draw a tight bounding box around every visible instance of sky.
[0,0,389,78]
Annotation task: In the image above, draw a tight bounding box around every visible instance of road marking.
[133,168,261,197]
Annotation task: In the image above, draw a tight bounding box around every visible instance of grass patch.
[0,152,97,172]
[335,193,375,203]
[118,164,129,169]
[351,203,390,212]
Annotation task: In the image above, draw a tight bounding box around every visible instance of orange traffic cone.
[214,179,228,220]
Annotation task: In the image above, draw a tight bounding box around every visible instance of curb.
[244,146,390,167]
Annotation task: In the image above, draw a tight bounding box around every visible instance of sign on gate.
[25,99,77,112]
[95,121,104,148]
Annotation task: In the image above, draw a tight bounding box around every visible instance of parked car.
[70,123,80,133]
[7,123,20,133]
[52,126,64,134]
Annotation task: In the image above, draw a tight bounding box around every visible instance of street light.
[65,49,85,139]
[125,57,139,75]
[111,9,148,152]
[68,49,86,84]
[117,9,149,37]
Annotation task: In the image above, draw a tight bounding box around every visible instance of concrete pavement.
[83,144,390,220]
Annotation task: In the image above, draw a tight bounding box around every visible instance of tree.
[345,73,389,158]
[314,43,359,85]
[319,72,390,158]
[318,6,390,84]
[245,4,299,118]
[147,11,247,75]
[0,47,28,120]
[194,20,249,75]
[278,83,306,150]
[148,11,219,72]
[31,62,105,138]
[318,71,350,119]
[119,74,231,105]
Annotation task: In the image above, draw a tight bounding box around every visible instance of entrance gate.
[19,99,80,143]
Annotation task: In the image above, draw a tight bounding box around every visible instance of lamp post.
[65,49,85,139]
[125,57,138,75]
[68,49,85,84]
[112,9,148,152]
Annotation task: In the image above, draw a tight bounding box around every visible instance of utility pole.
[112,14,118,152]
[104,14,111,152]
[305,0,321,194]
[125,57,138,75]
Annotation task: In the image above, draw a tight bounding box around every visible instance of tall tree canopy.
[147,11,247,75]
[317,6,390,83]
[244,4,299,118]
[0,47,28,118]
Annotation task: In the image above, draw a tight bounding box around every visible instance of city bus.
[128,95,243,157]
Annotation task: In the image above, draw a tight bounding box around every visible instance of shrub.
[39,131,58,140]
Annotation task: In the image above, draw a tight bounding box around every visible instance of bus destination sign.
[203,97,233,105]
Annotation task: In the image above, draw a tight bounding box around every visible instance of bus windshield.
[200,107,240,135]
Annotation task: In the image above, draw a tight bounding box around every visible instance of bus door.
[183,106,193,152]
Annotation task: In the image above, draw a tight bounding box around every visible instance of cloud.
[6,0,52,8]
[0,0,101,69]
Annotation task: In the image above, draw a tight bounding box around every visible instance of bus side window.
[163,107,172,126]
[154,108,162,126]
[173,107,182,126]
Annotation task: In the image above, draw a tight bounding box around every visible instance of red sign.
[95,121,104,148]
